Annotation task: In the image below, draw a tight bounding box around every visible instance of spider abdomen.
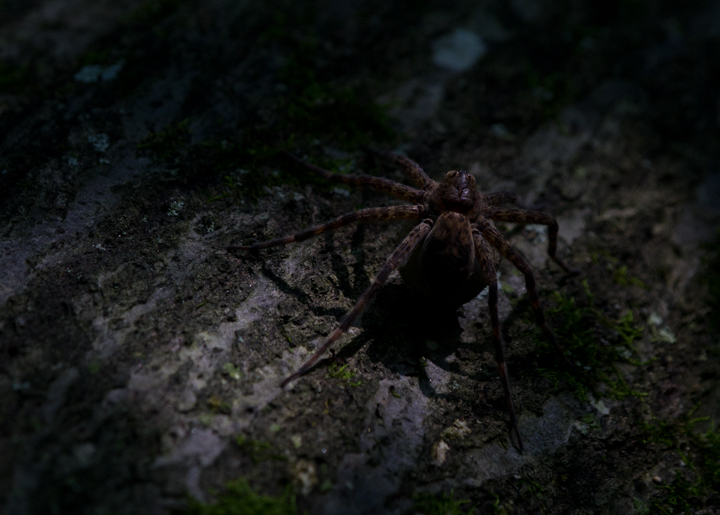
[399,212,498,308]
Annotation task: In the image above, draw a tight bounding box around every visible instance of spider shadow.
[256,254,464,393]
[323,223,371,303]
[332,282,476,396]
[259,251,557,403]
[258,263,350,321]
[335,280,567,405]
[254,230,546,409]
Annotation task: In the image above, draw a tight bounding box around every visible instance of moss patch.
[644,415,720,514]
[187,478,299,515]
[412,490,474,515]
[132,17,396,204]
[326,362,361,386]
[235,435,286,465]
[702,228,720,329]
[137,118,192,161]
[536,280,645,402]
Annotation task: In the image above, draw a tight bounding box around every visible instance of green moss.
[235,435,286,464]
[200,27,395,203]
[208,395,231,414]
[492,494,510,515]
[198,135,309,203]
[136,118,192,161]
[613,265,649,289]
[282,78,394,147]
[700,425,720,488]
[326,362,361,387]
[642,416,678,447]
[275,34,395,149]
[652,470,702,515]
[518,477,544,499]
[702,227,720,329]
[201,138,363,204]
[537,280,645,402]
[222,362,242,381]
[186,478,299,515]
[641,409,720,513]
[412,490,474,515]
[131,14,395,205]
[633,497,650,515]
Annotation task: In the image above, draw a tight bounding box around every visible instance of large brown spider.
[228,151,576,451]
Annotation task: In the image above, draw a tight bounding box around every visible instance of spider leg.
[227,205,424,251]
[365,149,435,190]
[490,207,579,274]
[281,218,434,387]
[284,152,426,203]
[485,192,519,207]
[473,228,524,452]
[479,221,577,371]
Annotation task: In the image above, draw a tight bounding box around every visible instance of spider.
[228,151,577,451]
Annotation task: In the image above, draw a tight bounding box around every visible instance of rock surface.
[1,1,719,514]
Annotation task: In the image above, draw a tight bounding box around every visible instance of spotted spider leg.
[227,205,424,251]
[478,220,575,370]
[378,151,435,190]
[484,191,519,206]
[284,151,427,203]
[280,218,434,386]
[490,207,579,274]
[473,227,524,451]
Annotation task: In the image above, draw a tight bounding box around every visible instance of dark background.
[1,0,720,513]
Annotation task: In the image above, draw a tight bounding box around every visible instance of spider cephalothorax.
[228,151,577,451]
[430,170,481,215]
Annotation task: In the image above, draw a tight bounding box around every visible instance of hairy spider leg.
[375,151,435,190]
[227,205,424,251]
[281,219,434,387]
[473,228,524,452]
[478,222,576,371]
[284,152,426,203]
[485,192,519,206]
[490,208,580,275]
